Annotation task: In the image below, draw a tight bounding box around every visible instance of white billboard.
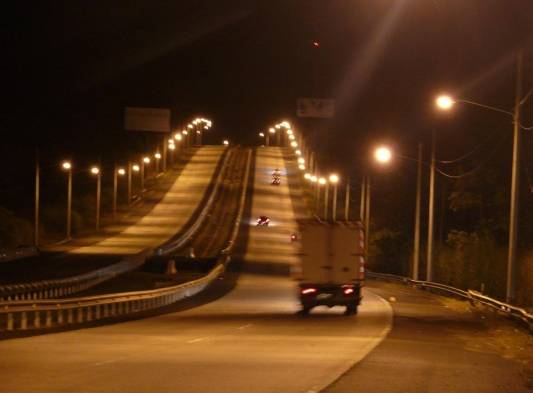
[124,107,171,132]
[296,98,335,118]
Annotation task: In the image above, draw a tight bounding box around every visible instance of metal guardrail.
[0,149,252,333]
[155,148,232,256]
[367,271,532,331]
[0,147,231,302]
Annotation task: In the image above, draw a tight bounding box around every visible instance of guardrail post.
[95,304,101,319]
[103,304,109,318]
[111,303,116,316]
[86,306,93,321]
[67,308,74,324]
[45,310,52,327]
[20,311,27,330]
[7,313,14,331]
[77,308,83,323]
[34,311,41,329]
[124,302,130,314]
[57,308,64,325]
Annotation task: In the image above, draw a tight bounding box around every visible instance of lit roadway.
[0,275,391,393]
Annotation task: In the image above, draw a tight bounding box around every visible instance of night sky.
[2,1,533,221]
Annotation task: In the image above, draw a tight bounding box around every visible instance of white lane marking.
[187,336,210,344]
[237,324,253,330]
[307,290,394,393]
[94,358,124,366]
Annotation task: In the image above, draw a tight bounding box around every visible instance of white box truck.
[296,220,365,315]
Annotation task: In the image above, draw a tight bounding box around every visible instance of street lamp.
[154,152,162,173]
[329,174,339,221]
[374,146,392,164]
[435,52,524,302]
[223,139,229,146]
[130,163,140,204]
[435,95,455,111]
[61,161,73,239]
[141,156,150,193]
[291,141,298,148]
[113,166,125,221]
[90,166,101,231]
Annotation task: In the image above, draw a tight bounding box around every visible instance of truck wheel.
[300,306,312,316]
[345,305,358,316]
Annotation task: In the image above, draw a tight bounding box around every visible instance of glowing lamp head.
[291,141,298,148]
[61,161,72,170]
[143,157,151,164]
[329,174,339,184]
[154,153,161,159]
[298,157,305,164]
[311,175,317,183]
[90,166,100,175]
[269,128,275,134]
[132,164,140,172]
[223,139,229,146]
[374,146,392,164]
[318,177,327,185]
[175,133,182,141]
[187,124,193,129]
[304,173,311,180]
[117,168,126,176]
[259,132,265,137]
[168,144,175,150]
[295,150,302,156]
[182,130,188,135]
[436,95,454,110]
[288,135,295,141]
[298,164,305,170]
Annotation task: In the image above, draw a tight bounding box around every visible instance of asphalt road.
[0,274,392,393]
[325,280,532,393]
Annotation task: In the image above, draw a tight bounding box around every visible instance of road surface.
[0,274,392,393]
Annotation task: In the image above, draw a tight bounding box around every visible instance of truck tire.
[300,306,312,315]
[345,304,358,316]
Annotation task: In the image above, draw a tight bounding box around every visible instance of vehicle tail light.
[342,286,354,295]
[301,288,316,295]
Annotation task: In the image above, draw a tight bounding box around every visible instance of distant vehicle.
[256,216,270,226]
[296,220,365,315]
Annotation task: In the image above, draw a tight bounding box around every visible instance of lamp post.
[329,174,339,221]
[427,130,436,282]
[131,163,140,202]
[344,176,350,221]
[113,166,126,221]
[62,161,73,239]
[323,178,329,220]
[141,156,150,192]
[34,149,40,246]
[91,166,101,231]
[435,52,523,301]
[318,177,326,217]
[154,152,161,174]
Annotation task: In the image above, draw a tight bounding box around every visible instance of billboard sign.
[124,107,171,132]
[296,98,335,118]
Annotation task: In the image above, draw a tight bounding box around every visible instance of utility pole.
[324,183,329,220]
[413,143,423,280]
[95,168,101,231]
[364,176,371,257]
[360,175,366,221]
[66,168,72,240]
[507,50,523,303]
[427,129,436,282]
[34,148,40,246]
[113,163,118,221]
[127,160,132,204]
[344,177,350,221]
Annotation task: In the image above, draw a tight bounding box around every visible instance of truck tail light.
[342,285,354,295]
[301,288,316,295]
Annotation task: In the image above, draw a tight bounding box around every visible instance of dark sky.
[2,0,533,190]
